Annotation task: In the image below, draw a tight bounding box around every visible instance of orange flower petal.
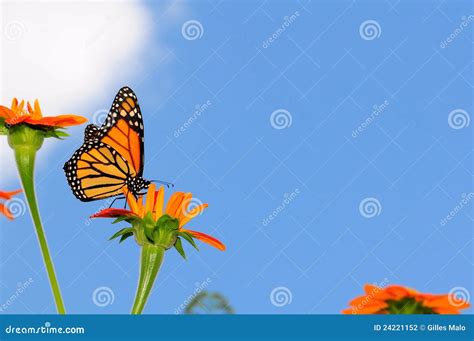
[349,295,379,307]
[385,285,414,300]
[431,306,462,314]
[25,115,87,127]
[0,203,14,220]
[33,99,43,118]
[182,228,226,251]
[179,203,208,228]
[10,98,18,112]
[0,189,22,200]
[153,186,164,221]
[123,188,139,215]
[176,193,193,221]
[165,192,185,217]
[424,295,470,310]
[0,105,14,119]
[5,115,30,126]
[145,184,156,214]
[137,194,144,217]
[16,99,25,113]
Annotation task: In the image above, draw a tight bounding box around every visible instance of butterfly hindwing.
[64,142,131,201]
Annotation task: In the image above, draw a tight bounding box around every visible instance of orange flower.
[92,185,225,251]
[0,98,86,127]
[0,189,22,220]
[342,284,470,314]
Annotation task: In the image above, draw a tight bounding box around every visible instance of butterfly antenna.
[150,180,174,188]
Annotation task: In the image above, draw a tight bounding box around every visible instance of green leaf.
[174,237,186,259]
[112,216,129,224]
[179,231,199,251]
[109,227,134,241]
[119,232,134,243]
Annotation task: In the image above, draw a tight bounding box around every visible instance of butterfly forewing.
[99,87,145,176]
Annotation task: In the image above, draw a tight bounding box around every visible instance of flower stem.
[131,244,165,314]
[13,144,66,314]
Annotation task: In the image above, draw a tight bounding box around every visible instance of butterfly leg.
[108,196,126,208]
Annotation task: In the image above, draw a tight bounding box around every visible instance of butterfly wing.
[98,87,145,177]
[64,86,145,201]
[64,142,131,201]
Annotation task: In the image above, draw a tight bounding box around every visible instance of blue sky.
[1,0,472,314]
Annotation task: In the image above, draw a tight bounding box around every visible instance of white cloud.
[0,0,168,186]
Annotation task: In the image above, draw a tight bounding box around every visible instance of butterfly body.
[64,87,150,201]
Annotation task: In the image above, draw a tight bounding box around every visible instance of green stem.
[13,144,66,314]
[131,244,165,314]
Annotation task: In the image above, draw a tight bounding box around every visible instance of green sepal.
[109,227,134,241]
[179,231,199,251]
[174,237,186,259]
[144,226,155,242]
[143,212,157,242]
[112,215,139,225]
[149,214,180,248]
[155,214,180,230]
[119,232,134,243]
[112,216,129,224]
[44,128,70,139]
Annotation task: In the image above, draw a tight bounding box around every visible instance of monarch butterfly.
[64,86,163,202]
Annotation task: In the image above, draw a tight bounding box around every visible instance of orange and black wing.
[98,87,145,177]
[64,141,132,201]
[64,86,145,201]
